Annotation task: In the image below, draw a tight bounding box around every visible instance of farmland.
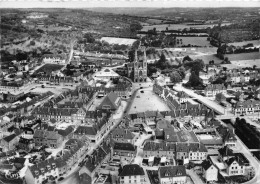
[225,52,260,61]
[175,37,211,47]
[230,59,260,68]
[141,23,232,31]
[100,37,137,46]
[145,47,218,64]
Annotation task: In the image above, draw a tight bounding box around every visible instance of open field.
[34,64,64,74]
[190,54,223,64]
[129,87,170,114]
[230,59,260,68]
[141,23,232,31]
[176,37,211,47]
[100,37,137,46]
[227,40,260,47]
[225,52,260,61]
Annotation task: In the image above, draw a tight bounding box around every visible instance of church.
[127,48,147,83]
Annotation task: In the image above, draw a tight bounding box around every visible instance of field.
[100,37,137,46]
[141,23,232,31]
[225,52,260,61]
[129,88,170,114]
[230,59,260,68]
[227,40,260,47]
[34,64,64,74]
[176,37,211,47]
[146,47,218,64]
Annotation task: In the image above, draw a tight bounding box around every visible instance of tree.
[128,50,135,62]
[177,66,186,79]
[187,71,203,87]
[212,77,225,84]
[190,59,205,76]
[157,53,167,69]
[130,22,143,32]
[183,55,193,62]
[170,71,182,83]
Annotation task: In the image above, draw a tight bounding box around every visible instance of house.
[42,54,66,65]
[204,84,227,97]
[25,157,59,184]
[79,141,111,184]
[118,164,145,184]
[13,157,27,170]
[18,137,34,151]
[93,68,120,79]
[216,125,237,147]
[112,142,136,162]
[201,160,218,182]
[33,130,62,148]
[143,141,207,161]
[176,91,188,104]
[233,99,260,115]
[111,128,137,144]
[158,165,187,184]
[57,126,74,140]
[98,92,121,112]
[0,133,19,152]
[225,157,245,176]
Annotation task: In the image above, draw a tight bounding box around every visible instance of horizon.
[1,1,260,9]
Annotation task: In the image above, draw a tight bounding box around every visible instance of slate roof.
[74,126,98,136]
[3,134,17,143]
[111,128,135,140]
[119,164,145,176]
[234,99,260,109]
[201,160,214,170]
[159,165,186,178]
[218,146,234,158]
[57,126,74,137]
[205,84,226,91]
[113,142,136,151]
[216,125,237,143]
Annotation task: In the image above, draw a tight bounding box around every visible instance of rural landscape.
[0,5,260,184]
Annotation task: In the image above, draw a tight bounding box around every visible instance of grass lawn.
[34,64,64,74]
[190,54,223,64]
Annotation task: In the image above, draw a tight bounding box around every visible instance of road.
[173,83,232,115]
[186,169,204,184]
[235,136,260,184]
[59,98,129,184]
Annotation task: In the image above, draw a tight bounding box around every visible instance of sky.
[0,0,260,8]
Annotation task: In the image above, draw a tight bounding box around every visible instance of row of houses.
[25,139,88,184]
[143,141,207,161]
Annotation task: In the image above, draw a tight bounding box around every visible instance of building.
[18,137,34,151]
[93,68,120,79]
[98,92,121,112]
[216,125,237,147]
[33,130,62,148]
[158,165,187,184]
[0,134,19,152]
[143,141,207,161]
[127,48,147,83]
[111,128,137,144]
[42,54,66,65]
[112,142,136,162]
[204,84,227,97]
[201,160,218,182]
[233,99,260,115]
[79,141,111,184]
[118,164,145,184]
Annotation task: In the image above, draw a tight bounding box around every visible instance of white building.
[201,160,218,182]
[158,165,187,184]
[93,68,119,80]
